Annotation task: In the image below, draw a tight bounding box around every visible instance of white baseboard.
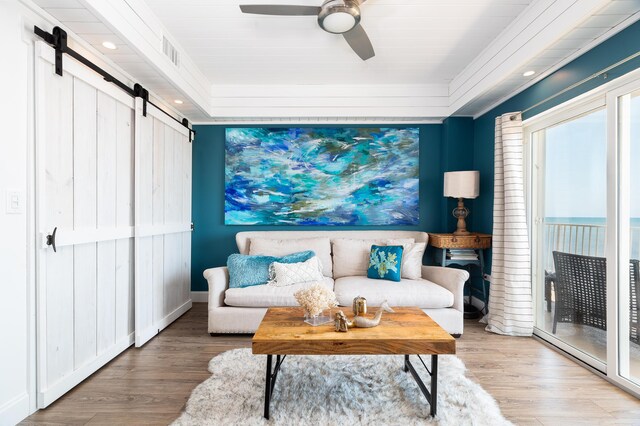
[191,291,208,303]
[0,392,30,426]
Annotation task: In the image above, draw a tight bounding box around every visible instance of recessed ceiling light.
[173,99,183,104]
[523,70,536,77]
[102,41,117,50]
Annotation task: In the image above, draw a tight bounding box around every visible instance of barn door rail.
[33,25,195,141]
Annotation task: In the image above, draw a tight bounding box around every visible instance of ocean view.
[545,217,640,226]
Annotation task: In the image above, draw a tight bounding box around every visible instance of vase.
[304,308,332,326]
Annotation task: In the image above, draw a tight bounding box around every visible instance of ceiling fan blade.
[343,24,375,60]
[239,5,321,16]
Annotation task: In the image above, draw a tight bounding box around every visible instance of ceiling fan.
[239,0,375,60]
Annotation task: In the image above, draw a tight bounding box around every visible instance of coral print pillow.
[367,245,403,282]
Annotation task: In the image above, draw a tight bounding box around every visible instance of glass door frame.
[606,79,640,395]
[524,67,640,397]
[524,96,607,372]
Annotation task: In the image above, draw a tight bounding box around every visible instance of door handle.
[46,227,57,252]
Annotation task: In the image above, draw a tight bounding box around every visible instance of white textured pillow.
[332,238,414,278]
[249,237,332,277]
[268,256,324,287]
[398,242,427,279]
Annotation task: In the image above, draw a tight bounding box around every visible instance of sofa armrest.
[203,267,229,308]
[421,265,469,312]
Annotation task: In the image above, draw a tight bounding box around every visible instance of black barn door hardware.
[33,25,193,136]
[46,227,57,253]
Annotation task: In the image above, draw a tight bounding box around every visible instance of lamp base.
[452,198,471,235]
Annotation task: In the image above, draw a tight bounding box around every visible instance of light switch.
[6,190,24,214]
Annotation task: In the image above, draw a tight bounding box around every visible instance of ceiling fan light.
[321,12,356,33]
[318,1,360,34]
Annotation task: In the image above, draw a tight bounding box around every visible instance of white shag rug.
[173,348,512,426]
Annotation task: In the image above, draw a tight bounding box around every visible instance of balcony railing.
[543,222,640,272]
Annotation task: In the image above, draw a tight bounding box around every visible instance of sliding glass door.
[527,71,640,396]
[529,102,608,368]
[615,87,640,388]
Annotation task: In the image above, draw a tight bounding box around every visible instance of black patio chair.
[552,251,639,344]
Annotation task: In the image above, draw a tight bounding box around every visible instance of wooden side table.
[428,233,492,316]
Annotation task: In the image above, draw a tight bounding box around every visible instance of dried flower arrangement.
[294,284,338,318]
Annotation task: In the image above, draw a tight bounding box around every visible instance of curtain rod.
[34,25,195,141]
[510,50,640,120]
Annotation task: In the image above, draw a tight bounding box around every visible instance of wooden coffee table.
[252,306,456,419]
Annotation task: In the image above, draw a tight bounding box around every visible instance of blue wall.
[473,20,640,294]
[441,117,476,232]
[191,124,471,291]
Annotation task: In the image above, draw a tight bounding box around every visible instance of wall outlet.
[6,190,24,214]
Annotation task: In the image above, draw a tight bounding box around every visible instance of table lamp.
[443,171,480,235]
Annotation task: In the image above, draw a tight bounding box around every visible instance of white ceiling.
[27,0,640,122]
[144,0,532,86]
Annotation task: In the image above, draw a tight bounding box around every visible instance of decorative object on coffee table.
[334,311,352,332]
[352,296,367,316]
[293,283,338,326]
[335,299,394,331]
[352,301,395,328]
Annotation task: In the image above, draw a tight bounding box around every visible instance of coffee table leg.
[264,354,272,419]
[263,354,286,419]
[431,355,438,417]
[404,354,438,417]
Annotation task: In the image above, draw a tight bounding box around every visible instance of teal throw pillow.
[367,245,403,282]
[227,250,315,288]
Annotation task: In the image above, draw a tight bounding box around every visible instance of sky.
[543,94,640,219]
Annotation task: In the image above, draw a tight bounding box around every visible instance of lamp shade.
[443,171,480,199]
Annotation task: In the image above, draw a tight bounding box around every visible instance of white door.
[35,42,135,407]
[134,99,192,347]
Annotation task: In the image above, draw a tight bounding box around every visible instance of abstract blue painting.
[225,127,419,225]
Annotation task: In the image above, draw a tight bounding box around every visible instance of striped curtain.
[485,112,533,336]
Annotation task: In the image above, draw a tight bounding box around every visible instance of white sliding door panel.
[134,101,155,346]
[40,66,75,391]
[35,42,135,408]
[183,131,193,305]
[134,100,192,347]
[152,119,165,326]
[72,79,97,369]
[115,102,135,339]
[96,92,118,355]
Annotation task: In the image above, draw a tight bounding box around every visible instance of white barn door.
[134,99,192,347]
[35,42,135,407]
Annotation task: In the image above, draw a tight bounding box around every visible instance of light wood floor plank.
[22,303,640,425]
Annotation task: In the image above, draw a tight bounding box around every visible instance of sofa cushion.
[225,277,335,308]
[399,242,427,279]
[334,276,454,309]
[227,250,315,289]
[268,256,324,287]
[249,237,332,277]
[367,245,403,282]
[332,238,414,279]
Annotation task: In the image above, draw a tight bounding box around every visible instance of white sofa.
[204,230,469,335]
